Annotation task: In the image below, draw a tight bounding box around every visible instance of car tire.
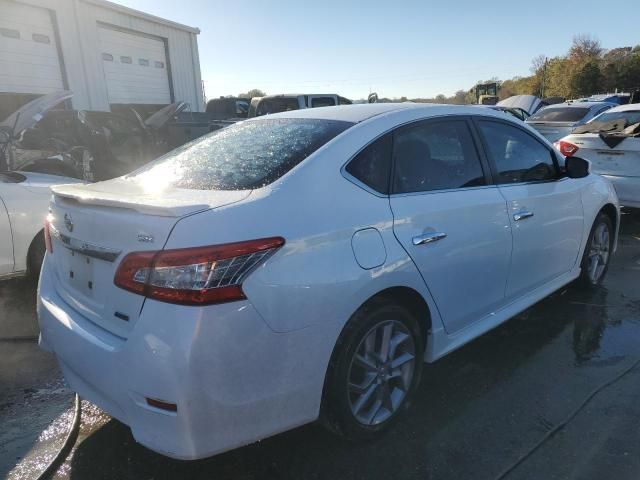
[578,212,613,288]
[321,298,424,440]
[27,231,46,280]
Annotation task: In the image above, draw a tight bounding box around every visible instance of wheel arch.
[339,286,432,352]
[366,286,432,340]
[600,203,618,233]
[26,228,45,276]
[596,202,619,255]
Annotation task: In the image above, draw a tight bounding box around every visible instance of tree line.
[239,35,639,104]
[500,35,640,100]
[400,35,640,104]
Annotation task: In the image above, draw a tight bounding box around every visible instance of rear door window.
[392,120,486,194]
[345,134,392,194]
[478,121,557,184]
[129,119,353,190]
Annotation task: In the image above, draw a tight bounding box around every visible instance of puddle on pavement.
[5,400,110,480]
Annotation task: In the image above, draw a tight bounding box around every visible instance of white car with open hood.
[38,103,619,460]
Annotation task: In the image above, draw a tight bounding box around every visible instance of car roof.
[548,101,616,109]
[249,103,506,123]
[604,103,640,113]
[263,94,338,98]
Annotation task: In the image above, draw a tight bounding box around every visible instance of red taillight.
[113,251,156,295]
[114,237,285,305]
[44,215,53,254]
[555,140,579,157]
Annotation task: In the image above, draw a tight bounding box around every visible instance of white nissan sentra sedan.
[38,103,619,459]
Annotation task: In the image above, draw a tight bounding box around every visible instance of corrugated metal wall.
[12,0,204,112]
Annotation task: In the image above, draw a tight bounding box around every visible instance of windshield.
[591,110,640,125]
[129,118,353,190]
[528,107,590,122]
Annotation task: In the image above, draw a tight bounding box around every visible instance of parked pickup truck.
[248,94,352,117]
[167,94,353,146]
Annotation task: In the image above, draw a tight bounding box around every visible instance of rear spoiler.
[51,184,209,217]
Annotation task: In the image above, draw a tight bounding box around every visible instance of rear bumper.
[601,175,640,209]
[37,259,328,459]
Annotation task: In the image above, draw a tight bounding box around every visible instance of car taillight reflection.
[44,215,53,254]
[554,140,579,157]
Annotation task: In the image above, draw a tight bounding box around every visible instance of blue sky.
[120,0,640,100]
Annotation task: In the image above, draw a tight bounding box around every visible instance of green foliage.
[570,61,603,96]
[385,35,639,105]
[515,36,638,100]
[238,89,266,99]
[498,76,533,100]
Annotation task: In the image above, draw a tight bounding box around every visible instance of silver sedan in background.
[526,101,615,142]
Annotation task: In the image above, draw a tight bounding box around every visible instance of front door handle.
[412,232,447,246]
[513,210,534,221]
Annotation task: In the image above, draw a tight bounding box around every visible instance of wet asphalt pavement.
[1,210,639,480]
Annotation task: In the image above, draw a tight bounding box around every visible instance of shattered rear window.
[591,110,640,126]
[129,118,353,190]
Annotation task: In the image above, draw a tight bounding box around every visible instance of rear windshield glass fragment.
[129,119,353,190]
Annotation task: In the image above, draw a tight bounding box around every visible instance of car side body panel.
[0,194,13,274]
[498,179,584,300]
[164,115,446,338]
[0,172,80,274]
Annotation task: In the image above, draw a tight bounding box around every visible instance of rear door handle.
[513,211,534,221]
[412,232,447,246]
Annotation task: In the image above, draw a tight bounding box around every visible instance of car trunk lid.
[527,122,577,142]
[48,178,251,338]
[569,134,640,177]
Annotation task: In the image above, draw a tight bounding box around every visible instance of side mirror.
[566,156,590,179]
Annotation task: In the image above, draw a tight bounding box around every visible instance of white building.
[0,0,204,117]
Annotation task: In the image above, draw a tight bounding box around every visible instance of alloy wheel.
[347,320,416,426]
[587,222,610,284]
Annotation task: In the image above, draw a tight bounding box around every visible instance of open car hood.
[497,95,543,115]
[0,90,73,137]
[144,102,187,129]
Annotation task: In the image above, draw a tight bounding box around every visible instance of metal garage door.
[0,0,64,94]
[98,26,171,105]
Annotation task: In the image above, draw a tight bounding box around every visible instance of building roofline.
[81,0,200,34]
